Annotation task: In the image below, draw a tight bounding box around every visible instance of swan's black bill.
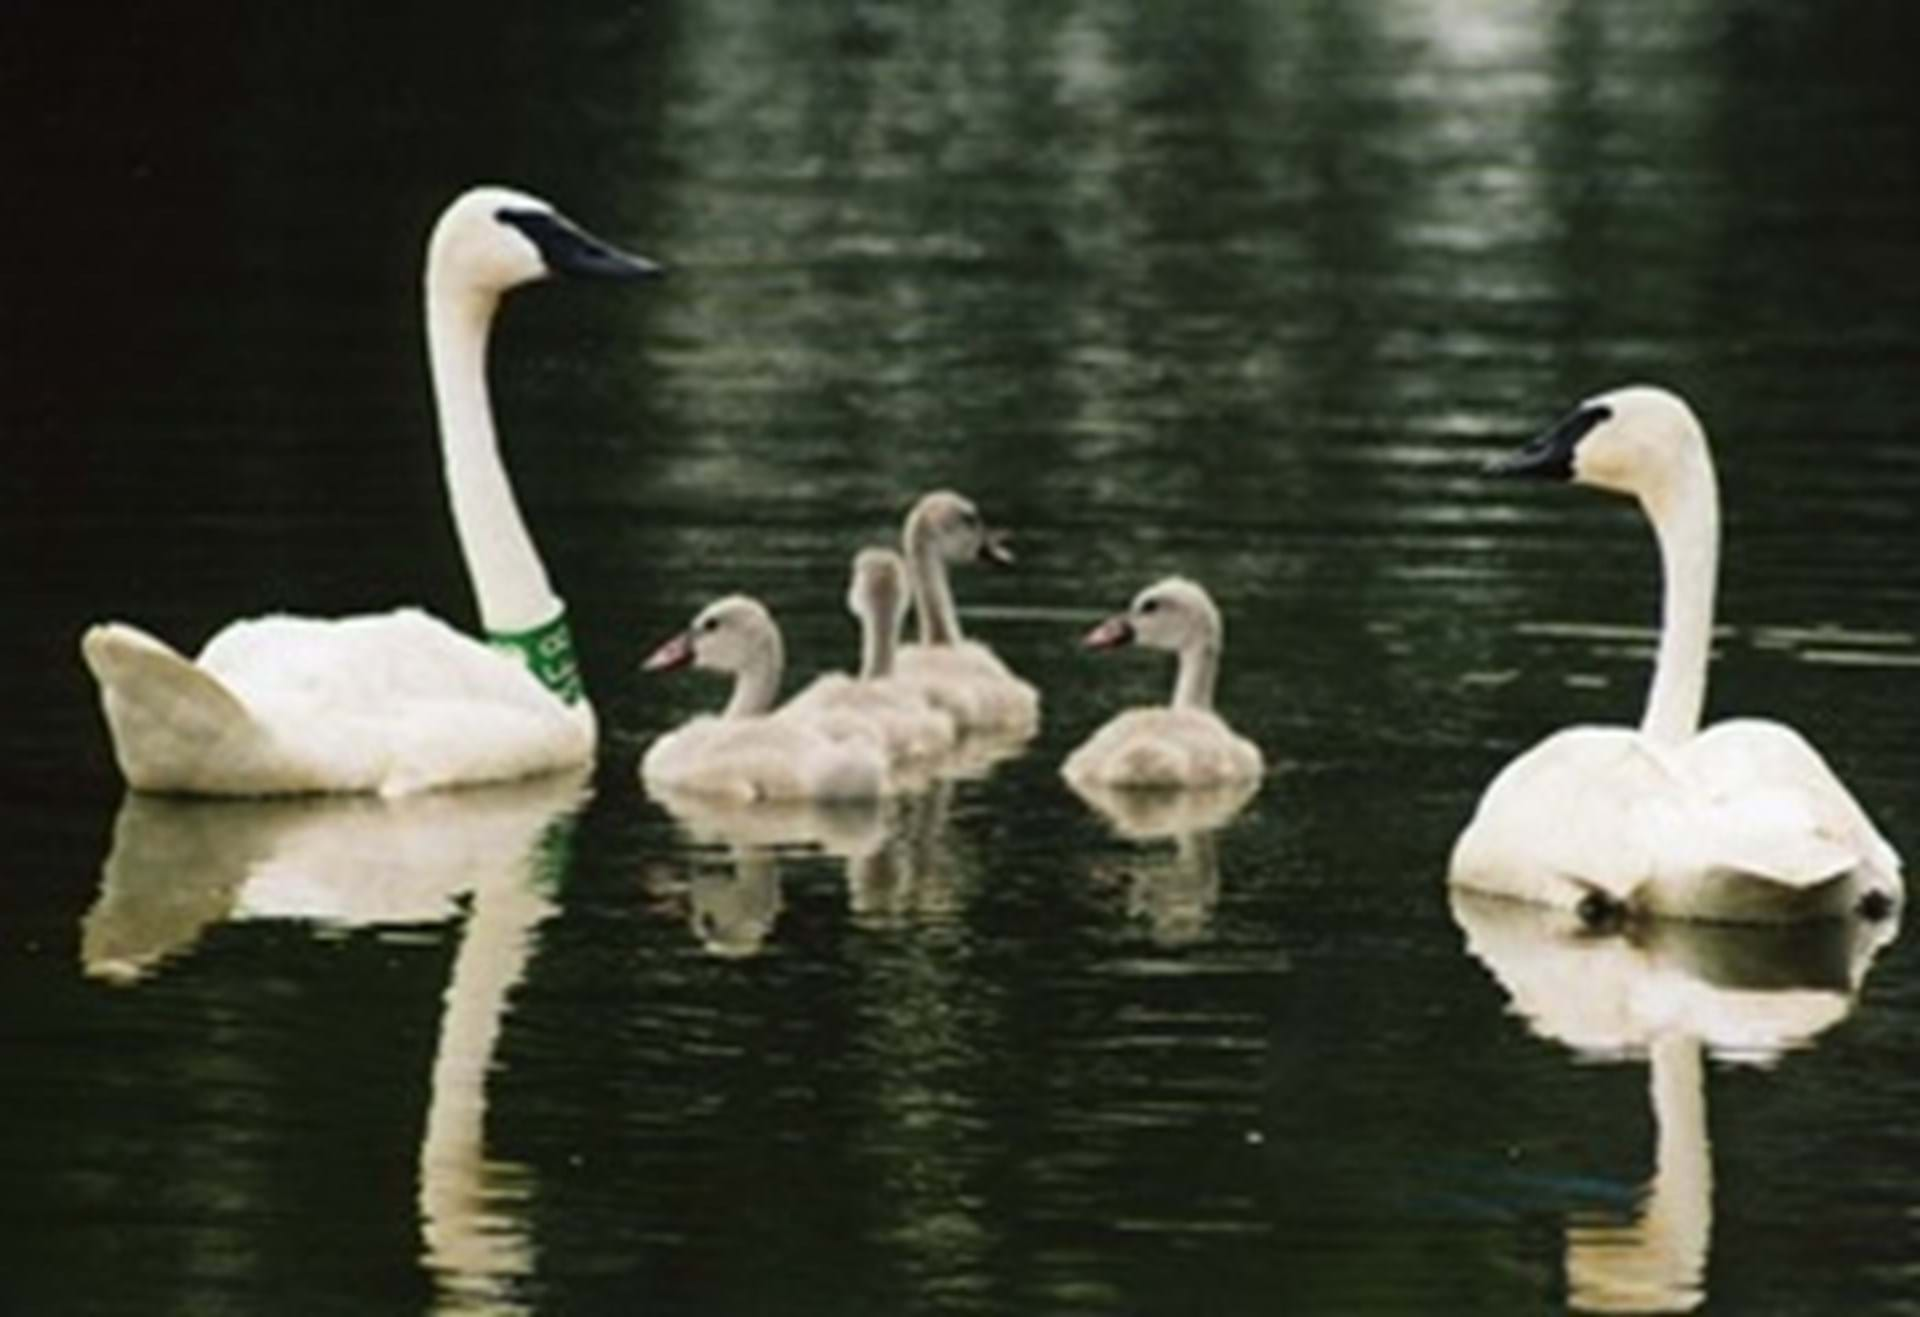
[498,209,665,282]
[1487,403,1612,480]
[1082,616,1135,650]
[980,531,1016,567]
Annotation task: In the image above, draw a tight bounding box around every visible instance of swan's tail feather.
[81,623,262,792]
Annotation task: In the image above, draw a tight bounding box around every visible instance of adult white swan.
[81,187,661,797]
[1449,385,1903,923]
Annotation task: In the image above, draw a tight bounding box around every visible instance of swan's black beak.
[1487,403,1612,480]
[501,209,666,282]
[979,530,1017,568]
[1082,615,1135,650]
[641,631,695,673]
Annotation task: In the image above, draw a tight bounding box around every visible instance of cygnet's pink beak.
[641,631,696,672]
[1081,615,1135,651]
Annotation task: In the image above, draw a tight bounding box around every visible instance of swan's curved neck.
[1172,640,1221,712]
[904,519,963,646]
[1639,457,1719,747]
[859,604,898,680]
[725,632,785,719]
[427,279,563,638]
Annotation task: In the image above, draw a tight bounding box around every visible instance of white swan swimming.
[783,547,959,764]
[1450,385,1904,923]
[80,186,661,797]
[893,490,1041,736]
[639,595,891,802]
[1061,577,1264,790]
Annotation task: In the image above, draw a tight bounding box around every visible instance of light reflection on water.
[4,0,1920,1313]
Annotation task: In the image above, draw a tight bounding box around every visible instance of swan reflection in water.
[1451,892,1896,1314]
[82,772,591,1317]
[1067,778,1258,944]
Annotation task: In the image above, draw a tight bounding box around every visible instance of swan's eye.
[1139,599,1160,615]
[699,617,721,634]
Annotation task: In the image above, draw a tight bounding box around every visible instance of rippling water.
[4,2,1919,1313]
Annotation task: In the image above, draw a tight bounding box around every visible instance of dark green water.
[4,2,1919,1313]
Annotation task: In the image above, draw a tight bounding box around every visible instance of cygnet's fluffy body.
[1062,577,1264,790]
[640,596,889,803]
[893,491,1040,736]
[784,548,959,764]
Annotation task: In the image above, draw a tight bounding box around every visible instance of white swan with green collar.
[80,187,662,797]
[1449,385,1903,923]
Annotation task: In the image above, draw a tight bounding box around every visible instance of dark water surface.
[5,2,1920,1313]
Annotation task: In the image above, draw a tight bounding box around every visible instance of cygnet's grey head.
[1489,385,1708,501]
[1082,577,1222,654]
[903,490,1016,568]
[427,185,664,296]
[642,595,780,677]
[848,547,912,632]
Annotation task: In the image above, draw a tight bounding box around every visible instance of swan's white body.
[893,491,1040,736]
[1450,387,1903,922]
[640,595,891,803]
[1062,577,1264,790]
[784,548,959,763]
[81,187,659,797]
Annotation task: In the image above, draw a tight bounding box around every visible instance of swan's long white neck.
[426,279,563,637]
[904,519,963,646]
[1639,453,1719,747]
[1172,639,1221,712]
[725,632,785,719]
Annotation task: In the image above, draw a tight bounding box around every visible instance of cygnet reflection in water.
[643,785,899,955]
[1070,777,1258,945]
[1451,891,1895,1315]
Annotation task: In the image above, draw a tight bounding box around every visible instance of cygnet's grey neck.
[723,631,785,719]
[427,275,563,637]
[1172,639,1221,712]
[904,514,963,646]
[1638,453,1720,748]
[859,599,898,680]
